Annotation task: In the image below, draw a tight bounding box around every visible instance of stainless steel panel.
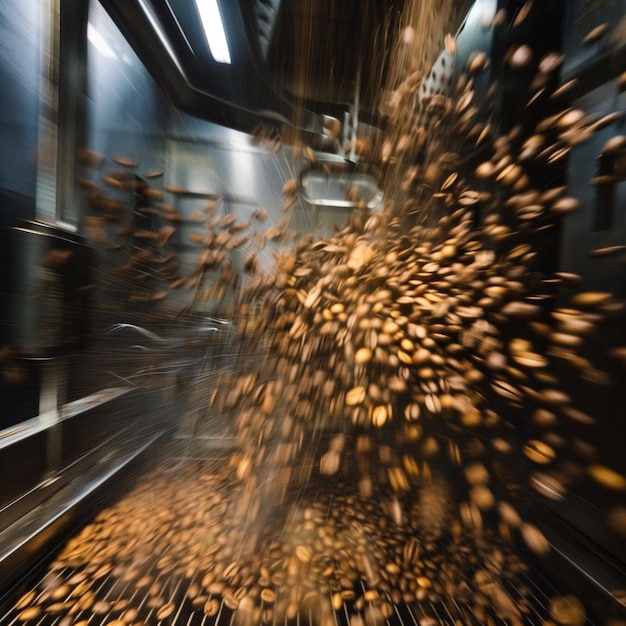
[86,0,168,182]
[0,0,42,201]
[451,0,497,89]
[59,387,167,468]
[0,429,164,592]
[0,1,44,403]
[0,361,42,429]
[161,110,356,301]
[0,0,183,562]
[55,0,90,228]
[9,222,93,356]
[562,0,626,83]
[550,74,626,573]
[558,79,626,294]
[0,385,169,545]
[0,428,48,533]
[167,110,359,240]
[55,0,173,400]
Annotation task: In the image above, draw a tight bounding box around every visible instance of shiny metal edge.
[0,430,165,592]
[0,387,133,449]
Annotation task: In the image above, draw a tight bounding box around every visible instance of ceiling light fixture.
[195,0,231,64]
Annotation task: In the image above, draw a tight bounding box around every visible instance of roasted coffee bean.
[583,23,609,45]
[548,595,586,626]
[17,607,42,622]
[92,600,110,614]
[588,465,626,491]
[14,591,36,611]
[156,602,176,620]
[260,588,276,604]
[203,598,220,617]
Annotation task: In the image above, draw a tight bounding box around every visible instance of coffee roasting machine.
[0,0,625,624]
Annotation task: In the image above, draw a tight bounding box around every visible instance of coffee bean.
[571,291,613,307]
[92,600,110,614]
[14,592,36,611]
[260,589,275,604]
[203,598,220,616]
[588,465,626,491]
[17,607,41,622]
[156,602,176,620]
[146,596,165,609]
[549,595,586,626]
[523,440,556,465]
[583,23,609,45]
[346,387,366,406]
[120,608,139,623]
[521,523,550,556]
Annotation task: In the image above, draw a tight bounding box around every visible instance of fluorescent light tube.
[195,0,231,64]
